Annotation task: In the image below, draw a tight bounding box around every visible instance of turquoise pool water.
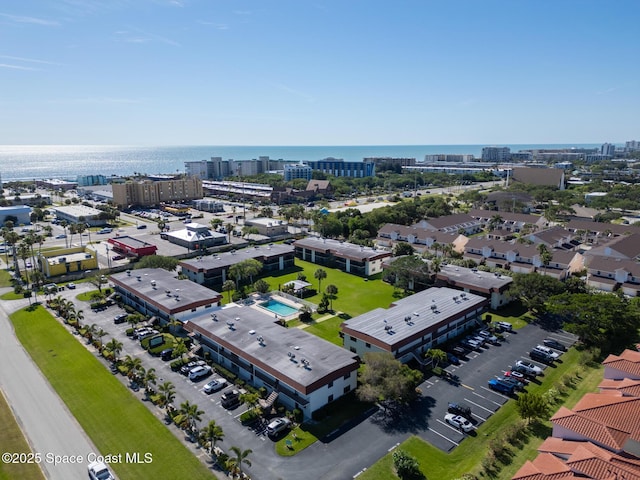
[260,299,299,316]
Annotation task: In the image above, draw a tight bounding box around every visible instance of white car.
[189,365,212,381]
[534,345,560,360]
[478,330,499,344]
[203,378,227,394]
[88,461,115,480]
[514,360,544,376]
[444,413,474,432]
[266,417,292,436]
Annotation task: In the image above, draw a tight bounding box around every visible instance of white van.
[188,365,212,382]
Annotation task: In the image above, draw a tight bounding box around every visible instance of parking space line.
[464,398,494,414]
[460,383,474,391]
[479,386,510,401]
[428,425,459,446]
[471,412,487,422]
[234,409,250,419]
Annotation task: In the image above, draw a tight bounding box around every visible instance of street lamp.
[105,244,112,269]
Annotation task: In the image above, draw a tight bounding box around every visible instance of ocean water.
[0,144,600,182]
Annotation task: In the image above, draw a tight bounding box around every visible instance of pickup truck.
[488,378,515,395]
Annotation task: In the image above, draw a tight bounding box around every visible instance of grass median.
[10,305,214,480]
[0,390,46,480]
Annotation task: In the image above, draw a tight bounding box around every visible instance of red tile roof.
[513,453,577,480]
[603,350,640,379]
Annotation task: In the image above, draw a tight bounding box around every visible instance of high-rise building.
[600,143,616,157]
[283,162,312,181]
[112,177,203,208]
[481,146,511,162]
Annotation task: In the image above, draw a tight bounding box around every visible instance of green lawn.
[10,306,214,480]
[262,259,400,317]
[0,269,12,287]
[299,316,345,346]
[0,390,45,480]
[0,291,26,300]
[358,348,603,480]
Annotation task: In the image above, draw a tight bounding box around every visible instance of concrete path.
[0,291,100,480]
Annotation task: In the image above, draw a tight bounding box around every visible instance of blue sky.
[1,0,638,145]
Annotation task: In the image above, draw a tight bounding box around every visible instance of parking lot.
[411,324,578,452]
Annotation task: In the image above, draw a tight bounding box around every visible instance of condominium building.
[283,163,313,181]
[111,177,203,208]
[481,146,511,162]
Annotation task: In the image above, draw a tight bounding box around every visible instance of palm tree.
[325,284,338,311]
[96,328,107,348]
[537,243,552,275]
[425,348,447,369]
[199,420,225,455]
[179,401,204,434]
[85,323,99,343]
[173,338,188,362]
[228,446,252,477]
[143,367,157,393]
[222,280,235,303]
[157,381,176,409]
[104,338,123,362]
[488,214,503,232]
[314,268,327,294]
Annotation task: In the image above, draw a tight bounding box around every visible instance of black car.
[447,402,472,419]
[113,313,128,324]
[160,348,174,361]
[543,338,567,351]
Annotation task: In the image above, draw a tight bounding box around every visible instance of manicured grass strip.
[0,390,46,480]
[0,291,25,300]
[0,269,12,287]
[10,306,213,480]
[299,316,344,346]
[358,348,602,480]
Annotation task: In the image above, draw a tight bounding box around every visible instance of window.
[365,342,371,348]
[343,373,350,380]
[328,395,334,402]
[349,336,356,342]
[328,381,333,388]
[350,347,356,353]
[344,385,351,394]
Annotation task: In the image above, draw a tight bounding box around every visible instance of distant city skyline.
[1,1,639,145]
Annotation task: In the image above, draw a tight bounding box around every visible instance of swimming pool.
[260,299,299,317]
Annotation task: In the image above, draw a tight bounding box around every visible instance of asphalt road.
[0,292,100,480]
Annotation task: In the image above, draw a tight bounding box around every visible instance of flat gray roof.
[437,264,512,292]
[180,244,294,272]
[342,287,487,346]
[54,205,102,217]
[294,237,390,261]
[110,268,221,314]
[184,303,359,393]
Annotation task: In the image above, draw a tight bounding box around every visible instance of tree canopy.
[546,292,640,354]
[134,255,179,271]
[507,273,566,314]
[356,352,423,406]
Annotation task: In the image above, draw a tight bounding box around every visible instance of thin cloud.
[0,63,38,71]
[0,55,62,66]
[273,83,315,103]
[0,12,60,26]
[196,20,228,30]
[48,97,143,104]
[114,27,180,47]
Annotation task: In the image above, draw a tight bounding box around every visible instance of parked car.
[221,389,241,408]
[180,360,206,376]
[543,338,567,351]
[266,417,292,437]
[514,360,544,377]
[529,348,554,364]
[136,224,147,229]
[496,376,525,391]
[496,321,513,332]
[446,352,460,365]
[55,234,67,239]
[444,413,474,432]
[203,378,227,394]
[505,370,528,383]
[113,313,128,324]
[189,365,212,382]
[533,345,560,360]
[88,461,115,480]
[160,348,174,361]
[449,346,468,358]
[477,330,499,344]
[447,402,471,419]
[66,282,76,289]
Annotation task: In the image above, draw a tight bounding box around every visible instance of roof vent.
[136,275,141,281]
[211,313,217,321]
[248,329,256,335]
[226,321,235,329]
[287,352,296,360]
